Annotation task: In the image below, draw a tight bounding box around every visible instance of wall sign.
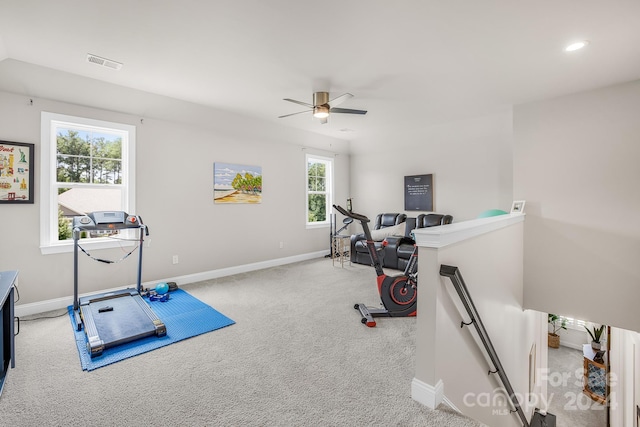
[404,174,432,211]
[0,141,34,204]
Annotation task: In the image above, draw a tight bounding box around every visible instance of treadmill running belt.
[88,295,157,348]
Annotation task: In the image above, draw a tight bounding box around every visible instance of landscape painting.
[214,162,262,204]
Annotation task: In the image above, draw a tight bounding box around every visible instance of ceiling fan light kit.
[313,105,330,119]
[313,91,330,106]
[279,91,367,124]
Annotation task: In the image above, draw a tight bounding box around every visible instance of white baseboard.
[157,250,327,287]
[441,396,461,413]
[411,377,444,410]
[15,250,326,317]
[15,295,75,318]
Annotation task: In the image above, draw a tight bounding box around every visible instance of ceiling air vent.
[87,53,123,70]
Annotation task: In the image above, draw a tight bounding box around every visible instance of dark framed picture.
[0,141,35,204]
[404,174,433,211]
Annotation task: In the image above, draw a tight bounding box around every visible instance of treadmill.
[72,211,166,357]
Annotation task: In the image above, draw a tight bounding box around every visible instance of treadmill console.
[73,211,142,230]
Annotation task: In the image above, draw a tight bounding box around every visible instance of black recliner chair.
[395,213,453,270]
[350,213,407,266]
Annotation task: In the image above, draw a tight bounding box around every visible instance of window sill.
[40,238,135,255]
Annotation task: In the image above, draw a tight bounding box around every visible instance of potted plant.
[548,314,567,349]
[585,324,606,351]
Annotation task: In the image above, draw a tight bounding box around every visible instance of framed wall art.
[0,141,34,204]
[510,200,526,214]
[214,162,262,204]
[404,174,433,211]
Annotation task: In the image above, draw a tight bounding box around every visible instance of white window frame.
[564,317,587,331]
[305,153,333,229]
[40,112,136,254]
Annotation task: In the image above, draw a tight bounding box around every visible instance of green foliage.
[57,209,72,240]
[56,129,122,184]
[307,162,326,191]
[584,324,605,343]
[231,172,262,194]
[307,160,327,222]
[308,194,327,222]
[548,314,567,335]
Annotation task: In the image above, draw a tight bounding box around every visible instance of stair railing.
[440,264,530,427]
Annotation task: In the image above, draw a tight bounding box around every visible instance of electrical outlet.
[279,241,284,249]
[172,255,179,264]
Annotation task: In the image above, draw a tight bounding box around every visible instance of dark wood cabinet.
[0,270,17,397]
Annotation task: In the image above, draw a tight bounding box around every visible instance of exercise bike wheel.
[379,275,417,317]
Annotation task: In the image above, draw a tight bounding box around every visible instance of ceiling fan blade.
[330,107,367,115]
[278,109,312,118]
[283,98,314,108]
[328,93,353,107]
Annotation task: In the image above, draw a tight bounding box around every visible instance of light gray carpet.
[547,345,607,427]
[3,258,485,426]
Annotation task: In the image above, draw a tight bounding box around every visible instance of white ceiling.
[1,0,639,147]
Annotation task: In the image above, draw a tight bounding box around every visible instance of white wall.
[514,79,640,333]
[349,110,513,223]
[412,217,544,426]
[608,327,640,427]
[550,325,590,351]
[0,84,349,306]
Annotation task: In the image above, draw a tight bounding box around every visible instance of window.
[306,154,333,227]
[40,112,136,254]
[564,317,587,330]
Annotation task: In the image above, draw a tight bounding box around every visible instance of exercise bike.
[333,205,418,327]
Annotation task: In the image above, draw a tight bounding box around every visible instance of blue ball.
[155,282,169,294]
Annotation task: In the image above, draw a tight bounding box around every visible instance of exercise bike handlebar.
[333,204,370,223]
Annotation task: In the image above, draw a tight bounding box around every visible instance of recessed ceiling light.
[565,41,588,52]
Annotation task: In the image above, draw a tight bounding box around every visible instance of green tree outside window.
[307,157,331,224]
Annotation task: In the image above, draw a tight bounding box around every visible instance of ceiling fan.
[278,92,367,124]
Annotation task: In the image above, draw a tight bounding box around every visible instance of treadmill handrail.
[72,212,146,232]
[72,213,148,312]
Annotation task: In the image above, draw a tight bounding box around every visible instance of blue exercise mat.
[68,289,235,371]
